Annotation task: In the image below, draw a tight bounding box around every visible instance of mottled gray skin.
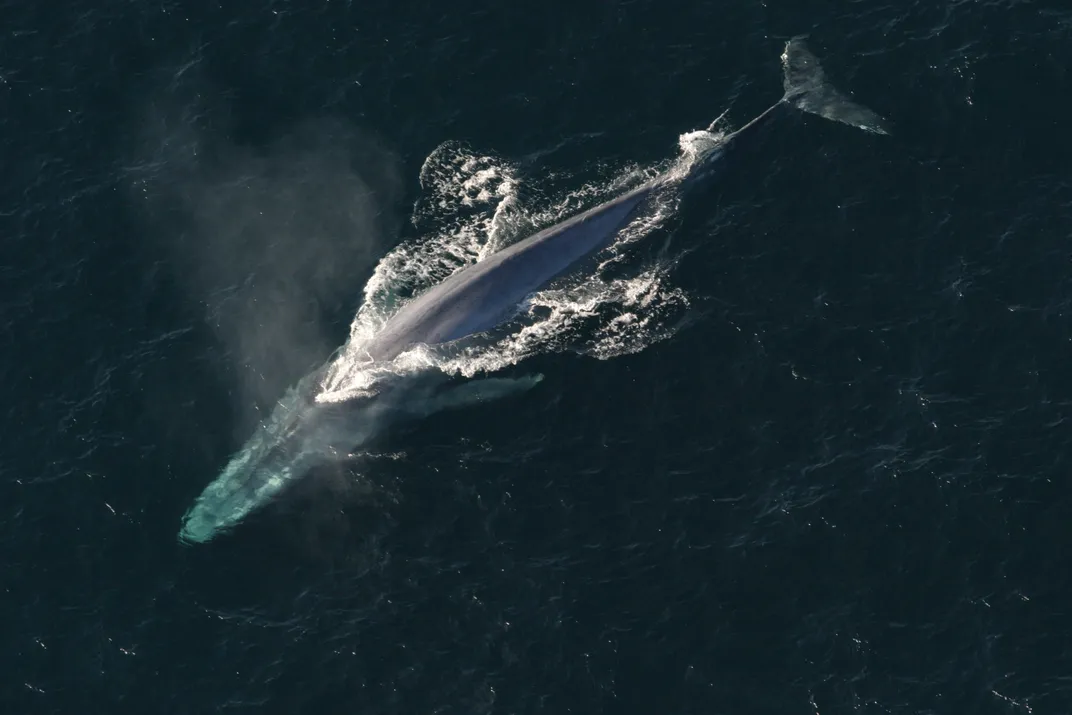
[363,181,662,362]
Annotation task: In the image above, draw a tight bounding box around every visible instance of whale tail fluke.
[781,37,889,135]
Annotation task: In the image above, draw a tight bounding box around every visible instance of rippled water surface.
[4,1,1072,713]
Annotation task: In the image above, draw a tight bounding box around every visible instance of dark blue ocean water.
[5,1,1072,713]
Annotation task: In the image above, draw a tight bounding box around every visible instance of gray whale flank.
[364,182,659,361]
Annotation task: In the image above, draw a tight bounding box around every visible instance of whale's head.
[176,365,437,544]
[178,370,358,545]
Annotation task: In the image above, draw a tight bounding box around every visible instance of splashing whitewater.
[316,124,726,403]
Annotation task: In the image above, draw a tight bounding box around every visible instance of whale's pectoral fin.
[413,374,544,417]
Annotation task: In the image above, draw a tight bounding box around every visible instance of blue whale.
[178,39,887,544]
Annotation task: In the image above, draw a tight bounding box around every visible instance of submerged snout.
[176,397,364,544]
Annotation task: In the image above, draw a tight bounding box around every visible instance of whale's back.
[365,181,657,361]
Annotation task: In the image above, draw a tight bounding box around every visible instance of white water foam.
[316,125,726,402]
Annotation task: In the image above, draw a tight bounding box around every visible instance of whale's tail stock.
[780,37,889,135]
